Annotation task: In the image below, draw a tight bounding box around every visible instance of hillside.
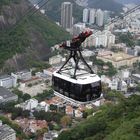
[88,0,123,13]
[0,0,70,72]
[29,0,83,22]
[57,94,140,140]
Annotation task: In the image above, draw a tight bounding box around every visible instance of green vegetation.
[57,95,140,140]
[118,32,135,47]
[90,56,117,77]
[28,60,51,73]
[12,88,31,102]
[0,102,30,120]
[34,89,54,102]
[61,115,72,128]
[28,14,70,46]
[33,110,64,124]
[0,23,29,66]
[0,1,70,69]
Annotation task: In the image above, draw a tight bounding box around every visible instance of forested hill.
[88,0,123,13]
[0,0,70,72]
[57,94,140,140]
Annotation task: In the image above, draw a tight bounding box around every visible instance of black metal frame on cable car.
[58,31,94,79]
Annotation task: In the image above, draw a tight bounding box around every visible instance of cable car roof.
[53,69,101,85]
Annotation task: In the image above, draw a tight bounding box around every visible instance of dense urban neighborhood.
[0,0,140,140]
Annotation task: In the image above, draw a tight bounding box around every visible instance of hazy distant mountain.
[88,0,123,12]
[115,0,140,4]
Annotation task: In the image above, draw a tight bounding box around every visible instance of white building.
[0,122,16,140]
[43,131,58,140]
[96,34,108,47]
[83,8,89,23]
[72,23,86,35]
[43,67,57,77]
[109,78,127,93]
[18,99,38,111]
[107,32,116,48]
[82,30,115,47]
[82,49,95,58]
[89,9,95,24]
[11,70,32,81]
[39,101,50,112]
[0,75,17,88]
[96,9,104,27]
[120,69,130,79]
[109,79,118,90]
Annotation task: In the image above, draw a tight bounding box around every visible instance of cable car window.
[70,83,76,99]
[91,82,100,87]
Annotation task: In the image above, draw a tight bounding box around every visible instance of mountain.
[57,94,140,140]
[115,0,140,4]
[0,0,70,72]
[29,0,83,22]
[30,0,123,23]
[88,0,123,12]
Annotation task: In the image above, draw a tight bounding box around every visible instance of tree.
[22,93,31,101]
[22,110,30,118]
[60,116,72,128]
[50,104,57,112]
[11,107,22,120]
[134,123,140,136]
[36,127,48,138]
[12,88,23,99]
[83,111,88,118]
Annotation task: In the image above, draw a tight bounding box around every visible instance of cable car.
[52,31,102,103]
[52,70,101,103]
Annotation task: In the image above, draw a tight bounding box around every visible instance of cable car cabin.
[52,70,102,103]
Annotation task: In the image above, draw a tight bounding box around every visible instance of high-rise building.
[72,23,86,35]
[82,30,115,48]
[104,10,110,24]
[83,8,89,23]
[61,2,73,31]
[89,9,95,24]
[96,9,104,27]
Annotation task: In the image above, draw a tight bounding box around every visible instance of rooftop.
[98,52,137,62]
[15,118,47,133]
[53,69,101,84]
[66,106,73,114]
[20,76,41,83]
[0,86,17,100]
[0,75,11,80]
[0,124,15,139]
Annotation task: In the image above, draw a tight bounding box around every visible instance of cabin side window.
[91,81,101,97]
